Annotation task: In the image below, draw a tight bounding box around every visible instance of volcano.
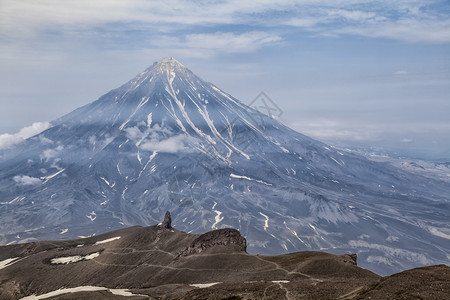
[0,58,448,275]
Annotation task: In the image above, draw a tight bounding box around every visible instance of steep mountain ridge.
[0,58,449,276]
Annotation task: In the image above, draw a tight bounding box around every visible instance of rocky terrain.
[0,212,448,299]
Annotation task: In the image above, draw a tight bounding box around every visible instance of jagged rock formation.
[162,211,172,229]
[0,217,448,299]
[177,228,246,257]
[347,253,358,265]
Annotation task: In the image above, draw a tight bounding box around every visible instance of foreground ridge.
[0,213,448,299]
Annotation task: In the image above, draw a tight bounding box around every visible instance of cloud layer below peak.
[0,122,51,150]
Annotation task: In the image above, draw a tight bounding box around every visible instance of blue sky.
[0,0,449,159]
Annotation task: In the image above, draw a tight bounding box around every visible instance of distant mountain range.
[0,58,449,276]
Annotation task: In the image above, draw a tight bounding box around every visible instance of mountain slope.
[0,58,449,276]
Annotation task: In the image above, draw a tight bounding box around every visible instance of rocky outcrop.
[162,211,172,229]
[177,228,246,257]
[347,253,357,265]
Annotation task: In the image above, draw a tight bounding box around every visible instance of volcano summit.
[0,58,448,275]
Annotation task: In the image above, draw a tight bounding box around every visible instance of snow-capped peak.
[156,57,185,70]
[144,57,190,79]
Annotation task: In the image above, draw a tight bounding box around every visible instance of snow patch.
[94,236,121,245]
[147,112,152,127]
[190,282,222,288]
[100,177,111,186]
[0,257,20,270]
[211,202,224,230]
[50,252,100,265]
[230,173,271,186]
[86,211,96,222]
[284,221,309,248]
[428,227,450,240]
[330,157,344,167]
[259,212,269,231]
[40,168,65,183]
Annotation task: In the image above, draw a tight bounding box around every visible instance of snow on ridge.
[330,157,344,167]
[100,177,111,186]
[185,92,249,160]
[147,112,152,127]
[40,168,65,184]
[284,221,310,248]
[0,257,20,270]
[166,77,217,147]
[94,236,121,245]
[230,173,272,186]
[190,282,222,288]
[428,227,450,240]
[86,211,96,222]
[211,202,224,230]
[0,196,25,205]
[259,212,269,231]
[119,96,150,130]
[139,151,158,177]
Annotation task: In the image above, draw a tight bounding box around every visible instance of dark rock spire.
[162,211,172,229]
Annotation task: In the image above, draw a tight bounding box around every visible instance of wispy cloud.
[184,32,282,53]
[335,17,450,43]
[40,145,64,161]
[125,124,196,153]
[0,122,51,150]
[1,0,448,45]
[13,175,42,185]
[141,134,195,153]
[293,123,380,142]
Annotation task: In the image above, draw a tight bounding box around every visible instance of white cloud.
[13,175,41,185]
[0,122,51,149]
[124,127,144,141]
[40,145,64,161]
[327,9,378,22]
[401,138,413,143]
[335,18,450,43]
[141,134,195,153]
[125,124,196,153]
[395,70,409,75]
[348,239,432,264]
[185,32,282,53]
[291,120,380,141]
[1,0,447,45]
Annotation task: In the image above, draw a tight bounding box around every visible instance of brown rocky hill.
[0,212,448,299]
